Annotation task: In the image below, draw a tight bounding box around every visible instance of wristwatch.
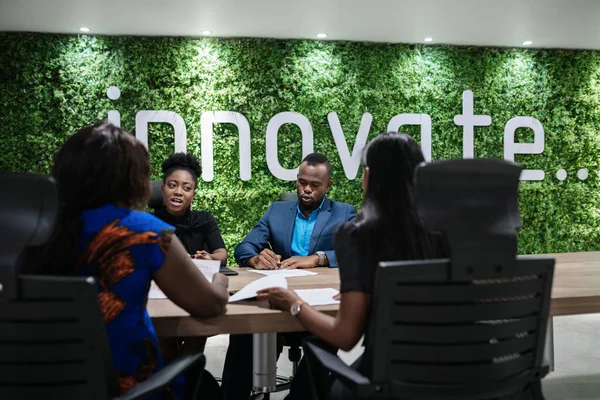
[315,251,326,266]
[290,300,306,316]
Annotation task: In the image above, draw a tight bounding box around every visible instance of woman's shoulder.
[190,209,213,218]
[123,209,175,233]
[336,218,360,234]
[189,210,219,223]
[334,220,359,243]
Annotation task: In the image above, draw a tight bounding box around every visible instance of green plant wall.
[2,33,600,263]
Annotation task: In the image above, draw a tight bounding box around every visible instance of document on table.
[148,259,220,300]
[192,259,220,282]
[148,281,167,299]
[294,288,340,306]
[247,269,318,277]
[229,275,288,303]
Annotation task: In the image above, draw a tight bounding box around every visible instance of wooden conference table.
[149,251,600,336]
[149,267,339,337]
[149,268,341,393]
[147,251,600,392]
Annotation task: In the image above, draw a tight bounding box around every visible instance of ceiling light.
[202,30,212,35]
[79,27,90,32]
[424,37,434,42]
[316,33,327,39]
[522,40,533,46]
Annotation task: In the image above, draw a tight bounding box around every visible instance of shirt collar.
[296,197,326,218]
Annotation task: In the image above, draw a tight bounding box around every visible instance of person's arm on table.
[256,288,370,352]
[248,248,282,270]
[209,248,228,264]
[282,204,357,269]
[194,248,227,265]
[154,235,229,318]
[257,222,369,350]
[194,212,228,266]
[280,254,320,269]
[234,205,282,269]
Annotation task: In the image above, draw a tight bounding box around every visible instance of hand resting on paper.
[280,255,319,269]
[256,287,302,311]
[332,293,341,301]
[248,248,282,270]
[193,250,212,260]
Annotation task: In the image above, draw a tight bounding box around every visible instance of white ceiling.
[1,0,600,49]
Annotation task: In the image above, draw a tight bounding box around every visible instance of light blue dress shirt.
[290,199,325,256]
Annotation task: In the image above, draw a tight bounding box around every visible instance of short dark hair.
[161,153,202,188]
[301,152,332,177]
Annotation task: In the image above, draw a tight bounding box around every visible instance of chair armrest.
[113,353,205,400]
[304,338,370,397]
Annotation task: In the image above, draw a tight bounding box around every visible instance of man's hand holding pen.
[248,248,282,270]
[247,242,283,270]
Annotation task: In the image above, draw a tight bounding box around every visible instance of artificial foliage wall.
[2,33,600,263]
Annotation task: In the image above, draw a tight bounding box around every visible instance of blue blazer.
[235,197,356,268]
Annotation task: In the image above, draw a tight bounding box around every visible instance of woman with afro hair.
[153,152,228,375]
[153,152,227,265]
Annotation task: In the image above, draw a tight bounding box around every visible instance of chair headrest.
[0,173,59,298]
[148,180,164,211]
[279,192,298,202]
[414,159,523,280]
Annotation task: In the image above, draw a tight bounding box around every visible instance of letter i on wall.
[107,86,121,127]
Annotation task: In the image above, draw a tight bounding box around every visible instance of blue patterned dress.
[75,204,183,399]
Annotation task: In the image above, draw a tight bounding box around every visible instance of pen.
[266,242,281,269]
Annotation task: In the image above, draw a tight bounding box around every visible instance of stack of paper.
[247,269,317,278]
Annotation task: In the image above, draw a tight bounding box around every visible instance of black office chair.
[279,192,299,202]
[0,172,206,400]
[304,159,554,400]
[148,179,164,211]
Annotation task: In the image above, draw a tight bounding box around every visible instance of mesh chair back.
[366,257,553,399]
[0,275,117,400]
[364,158,553,399]
[0,173,58,299]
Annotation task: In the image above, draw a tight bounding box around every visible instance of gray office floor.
[203,314,600,400]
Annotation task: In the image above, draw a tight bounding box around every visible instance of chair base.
[249,375,293,399]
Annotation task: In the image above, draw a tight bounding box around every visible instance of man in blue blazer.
[234,161,356,269]
[222,153,356,400]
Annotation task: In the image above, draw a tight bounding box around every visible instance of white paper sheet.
[148,288,167,299]
[192,259,220,283]
[294,288,340,306]
[147,259,219,300]
[228,275,288,303]
[247,269,318,278]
